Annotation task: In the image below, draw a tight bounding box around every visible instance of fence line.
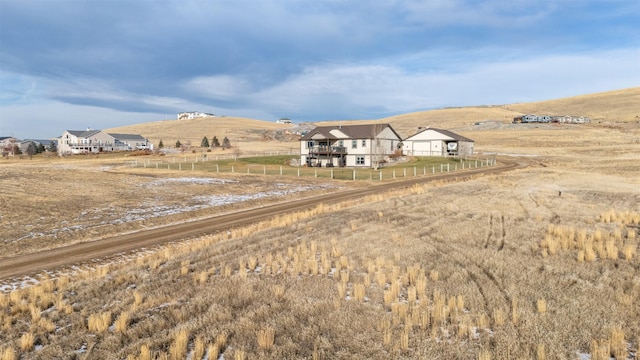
[127,157,497,181]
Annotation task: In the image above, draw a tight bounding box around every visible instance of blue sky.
[1,0,638,139]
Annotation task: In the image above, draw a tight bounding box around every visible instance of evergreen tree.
[47,141,57,153]
[175,140,181,148]
[12,144,22,155]
[37,143,46,154]
[222,136,231,149]
[26,142,37,159]
[201,136,210,148]
[158,139,164,149]
[212,136,220,148]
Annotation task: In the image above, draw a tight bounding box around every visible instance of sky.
[1,0,639,139]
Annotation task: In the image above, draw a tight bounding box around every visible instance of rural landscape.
[1,87,639,360]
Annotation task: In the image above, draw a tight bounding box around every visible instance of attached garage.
[403,127,474,157]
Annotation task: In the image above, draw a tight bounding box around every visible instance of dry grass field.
[1,89,639,359]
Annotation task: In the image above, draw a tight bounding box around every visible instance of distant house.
[0,137,18,156]
[0,137,17,148]
[177,111,214,120]
[57,129,152,155]
[403,127,474,157]
[300,124,402,168]
[276,118,292,124]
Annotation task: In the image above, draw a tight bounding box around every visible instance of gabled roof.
[301,123,400,141]
[66,130,102,138]
[108,133,147,141]
[405,127,474,142]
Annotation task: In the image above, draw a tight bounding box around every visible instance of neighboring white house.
[57,129,152,155]
[300,124,402,168]
[276,118,292,124]
[403,127,474,157]
[177,111,214,120]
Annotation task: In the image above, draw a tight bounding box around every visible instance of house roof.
[66,130,102,138]
[405,127,474,142]
[301,123,401,140]
[108,133,147,141]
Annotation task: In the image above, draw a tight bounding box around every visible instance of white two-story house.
[300,124,402,168]
[57,129,152,155]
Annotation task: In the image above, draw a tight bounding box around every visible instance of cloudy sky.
[1,0,638,139]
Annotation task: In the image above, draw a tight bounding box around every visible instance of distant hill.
[107,87,639,147]
[380,87,640,138]
[105,116,294,151]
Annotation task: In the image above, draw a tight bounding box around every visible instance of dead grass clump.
[88,311,112,333]
[19,332,34,351]
[169,329,189,360]
[353,283,366,302]
[622,244,636,260]
[1,347,16,360]
[207,344,220,360]
[477,349,491,360]
[600,209,640,225]
[536,344,545,360]
[193,336,205,360]
[234,349,247,360]
[37,317,56,333]
[115,311,130,333]
[257,326,276,350]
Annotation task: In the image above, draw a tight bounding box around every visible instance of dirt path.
[0,160,522,280]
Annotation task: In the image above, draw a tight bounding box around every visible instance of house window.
[352,140,357,149]
[362,140,366,147]
[338,140,343,147]
[356,156,365,165]
[307,141,313,148]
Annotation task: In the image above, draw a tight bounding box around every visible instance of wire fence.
[126,156,497,181]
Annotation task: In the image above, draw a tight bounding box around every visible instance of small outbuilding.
[402,127,474,157]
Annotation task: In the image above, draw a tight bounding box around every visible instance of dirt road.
[0,160,521,280]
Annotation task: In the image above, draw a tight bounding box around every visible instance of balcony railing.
[309,145,346,155]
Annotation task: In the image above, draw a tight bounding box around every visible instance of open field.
[1,89,640,359]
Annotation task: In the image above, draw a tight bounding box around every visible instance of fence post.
[247,167,250,174]
[447,163,450,172]
[353,169,356,180]
[432,166,435,174]
[393,169,396,179]
[297,167,300,177]
[315,169,317,178]
[232,165,234,173]
[331,169,333,179]
[380,171,382,181]
[192,163,194,171]
[264,165,266,175]
[156,163,159,169]
[455,164,457,171]
[440,164,443,172]
[414,167,416,176]
[475,160,478,168]
[280,166,283,175]
[404,168,407,177]
[216,164,219,172]
[423,166,426,175]
[179,163,182,171]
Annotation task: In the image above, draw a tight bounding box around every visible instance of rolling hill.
[106,87,640,147]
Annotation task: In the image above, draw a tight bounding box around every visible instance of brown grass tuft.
[257,327,276,350]
[19,332,34,351]
[88,311,112,333]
